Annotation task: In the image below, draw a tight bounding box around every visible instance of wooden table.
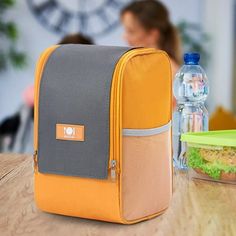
[0,154,235,236]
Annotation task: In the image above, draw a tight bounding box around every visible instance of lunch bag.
[34,44,172,224]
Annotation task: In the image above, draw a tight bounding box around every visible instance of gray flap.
[37,44,129,179]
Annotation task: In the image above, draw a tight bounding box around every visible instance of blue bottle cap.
[184,53,200,65]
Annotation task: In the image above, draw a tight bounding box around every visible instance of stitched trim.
[122,121,171,137]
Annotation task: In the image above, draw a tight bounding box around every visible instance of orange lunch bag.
[34,44,172,224]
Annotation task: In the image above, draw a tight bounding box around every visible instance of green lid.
[181,130,236,147]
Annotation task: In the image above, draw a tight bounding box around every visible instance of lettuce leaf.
[187,147,236,179]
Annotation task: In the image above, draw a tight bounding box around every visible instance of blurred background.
[0,0,236,153]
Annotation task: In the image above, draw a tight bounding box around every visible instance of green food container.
[181,130,236,184]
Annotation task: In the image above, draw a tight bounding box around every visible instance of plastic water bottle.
[173,53,209,170]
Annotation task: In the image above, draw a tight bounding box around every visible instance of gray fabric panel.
[122,121,171,136]
[38,44,129,179]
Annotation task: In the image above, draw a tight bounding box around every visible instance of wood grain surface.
[0,154,235,236]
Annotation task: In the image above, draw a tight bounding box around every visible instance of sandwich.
[187,146,236,181]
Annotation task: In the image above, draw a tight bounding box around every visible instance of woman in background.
[121,0,182,77]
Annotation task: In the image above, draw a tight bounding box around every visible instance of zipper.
[109,48,157,181]
[33,150,38,171]
[109,160,117,181]
[34,46,59,171]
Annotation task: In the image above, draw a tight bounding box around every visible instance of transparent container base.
[188,168,236,185]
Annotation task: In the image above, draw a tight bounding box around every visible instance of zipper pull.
[110,160,117,181]
[33,150,38,171]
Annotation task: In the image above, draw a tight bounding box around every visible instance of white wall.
[0,0,202,121]
[202,0,234,113]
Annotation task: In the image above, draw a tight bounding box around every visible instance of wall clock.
[27,0,130,37]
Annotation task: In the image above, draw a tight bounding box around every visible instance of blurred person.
[121,0,182,77]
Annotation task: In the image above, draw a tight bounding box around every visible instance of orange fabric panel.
[122,51,172,129]
[34,172,121,222]
[122,129,172,221]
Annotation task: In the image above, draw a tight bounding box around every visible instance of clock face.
[27,0,130,37]
[27,0,129,36]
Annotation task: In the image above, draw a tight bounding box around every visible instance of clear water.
[173,63,209,170]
